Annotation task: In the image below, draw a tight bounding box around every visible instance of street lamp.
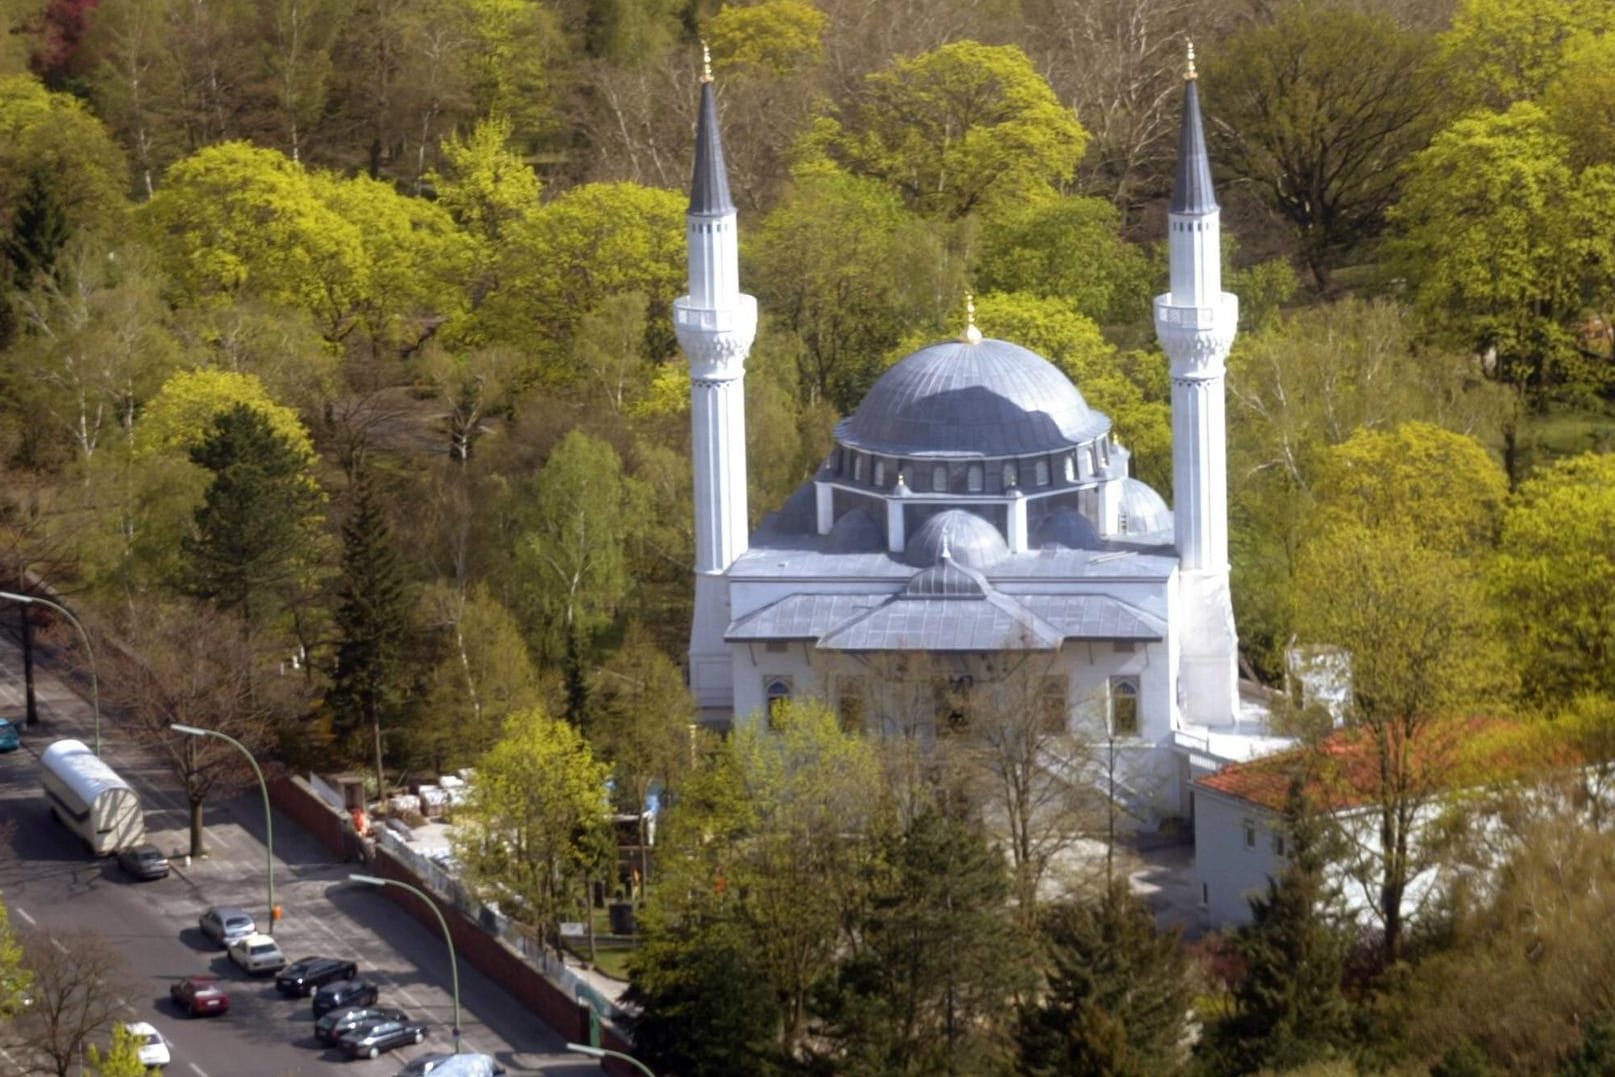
[566,1043,657,1077]
[0,590,100,755]
[170,723,277,934]
[350,873,462,1054]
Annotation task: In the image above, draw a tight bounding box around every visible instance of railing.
[373,828,625,1021]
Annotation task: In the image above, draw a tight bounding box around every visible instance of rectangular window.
[1243,821,1257,850]
[1272,832,1286,857]
[1038,677,1068,735]
[837,676,867,735]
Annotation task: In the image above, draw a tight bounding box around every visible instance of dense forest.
[2,0,1615,1073]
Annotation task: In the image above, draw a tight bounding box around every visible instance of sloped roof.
[1194,717,1555,813]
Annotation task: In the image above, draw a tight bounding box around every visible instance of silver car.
[227,932,286,975]
[198,905,256,948]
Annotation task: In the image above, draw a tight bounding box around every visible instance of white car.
[122,1021,170,1069]
[227,932,287,974]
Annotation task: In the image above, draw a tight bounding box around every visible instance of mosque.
[671,50,1286,824]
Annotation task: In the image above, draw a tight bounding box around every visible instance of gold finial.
[701,41,712,83]
[962,293,983,345]
[1185,39,1197,81]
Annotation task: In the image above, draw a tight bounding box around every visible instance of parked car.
[338,1016,428,1060]
[312,978,380,1017]
[115,843,170,881]
[169,974,230,1017]
[122,1021,170,1069]
[227,932,287,975]
[396,1053,507,1076]
[276,956,358,997]
[0,717,20,752]
[198,905,256,948]
[316,1005,408,1045]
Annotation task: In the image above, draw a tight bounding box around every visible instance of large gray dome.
[836,338,1109,458]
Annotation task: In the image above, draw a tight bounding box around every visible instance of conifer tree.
[1213,777,1352,1074]
[327,468,410,787]
[1019,883,1195,1076]
[183,402,321,627]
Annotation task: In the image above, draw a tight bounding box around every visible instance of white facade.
[677,62,1280,823]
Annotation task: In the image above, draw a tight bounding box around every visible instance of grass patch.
[1519,404,1615,474]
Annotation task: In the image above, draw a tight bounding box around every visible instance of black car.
[276,956,359,997]
[115,843,170,881]
[338,1017,428,1060]
[315,1005,408,1045]
[312,978,380,1018]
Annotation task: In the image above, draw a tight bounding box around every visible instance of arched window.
[852,453,865,482]
[967,463,984,492]
[1109,677,1139,736]
[931,464,948,492]
[764,677,793,722]
[1088,447,1100,476]
[1002,462,1018,489]
[1034,458,1050,487]
[873,458,886,486]
[1063,454,1076,482]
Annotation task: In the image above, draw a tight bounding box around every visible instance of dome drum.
[830,438,1115,497]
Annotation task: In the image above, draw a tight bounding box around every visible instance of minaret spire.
[675,52,757,722]
[1154,42,1241,725]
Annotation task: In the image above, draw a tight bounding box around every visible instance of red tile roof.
[1195,717,1562,813]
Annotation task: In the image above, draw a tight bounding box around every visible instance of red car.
[170,974,230,1017]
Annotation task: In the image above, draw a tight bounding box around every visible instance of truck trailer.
[41,739,143,855]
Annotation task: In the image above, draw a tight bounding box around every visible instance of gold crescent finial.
[962,293,983,345]
[701,41,712,83]
[1185,39,1197,81]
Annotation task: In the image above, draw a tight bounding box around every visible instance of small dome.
[905,509,1007,570]
[826,508,883,553]
[1034,508,1103,550]
[1118,478,1173,539]
[905,556,990,597]
[837,338,1109,458]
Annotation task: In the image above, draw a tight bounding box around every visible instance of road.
[0,633,603,1077]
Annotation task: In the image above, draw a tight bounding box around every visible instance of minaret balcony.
[674,295,758,334]
[1152,293,1237,331]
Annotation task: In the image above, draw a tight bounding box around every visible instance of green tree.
[1490,451,1615,702]
[1018,884,1196,1077]
[512,430,637,712]
[1204,5,1441,289]
[0,74,129,258]
[815,806,1031,1076]
[427,112,543,245]
[410,581,541,772]
[0,898,32,1017]
[1293,523,1512,961]
[85,1021,150,1077]
[624,914,782,1077]
[748,169,948,412]
[973,195,1155,325]
[1209,778,1352,1075]
[454,705,611,959]
[474,181,684,367]
[182,402,323,627]
[1387,102,1615,422]
[1542,31,1615,169]
[825,41,1087,220]
[585,621,693,882]
[1436,0,1615,110]
[327,468,412,787]
[1310,422,1509,558]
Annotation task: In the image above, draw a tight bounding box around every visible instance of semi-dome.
[1118,478,1173,539]
[905,509,1007,570]
[826,508,884,553]
[1034,507,1103,550]
[836,338,1110,458]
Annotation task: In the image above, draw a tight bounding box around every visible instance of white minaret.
[1154,43,1241,725]
[674,50,757,722]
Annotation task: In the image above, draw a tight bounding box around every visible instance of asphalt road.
[0,634,602,1077]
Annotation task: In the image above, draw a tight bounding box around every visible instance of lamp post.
[170,723,276,934]
[0,590,99,755]
[350,873,462,1054]
[565,1043,657,1077]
